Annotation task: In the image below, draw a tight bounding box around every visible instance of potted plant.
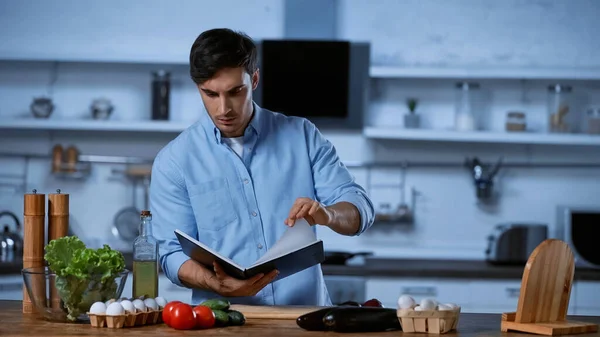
[404,98,420,128]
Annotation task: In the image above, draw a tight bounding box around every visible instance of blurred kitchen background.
[1,0,600,315]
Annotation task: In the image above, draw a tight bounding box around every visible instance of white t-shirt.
[222,136,244,158]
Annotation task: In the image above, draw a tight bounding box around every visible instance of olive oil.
[133,260,158,298]
[132,210,159,298]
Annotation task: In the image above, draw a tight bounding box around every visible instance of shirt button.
[251,211,257,217]
[257,243,263,249]
[244,179,249,184]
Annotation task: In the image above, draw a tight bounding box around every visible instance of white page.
[249,218,318,268]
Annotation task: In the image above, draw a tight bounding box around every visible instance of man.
[150,28,375,306]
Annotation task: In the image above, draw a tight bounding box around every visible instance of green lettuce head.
[44,236,126,321]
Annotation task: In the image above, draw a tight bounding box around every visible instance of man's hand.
[285,197,333,226]
[205,262,279,297]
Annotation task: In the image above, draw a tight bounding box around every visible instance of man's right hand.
[205,262,279,297]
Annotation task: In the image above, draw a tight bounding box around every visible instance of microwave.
[555,205,600,269]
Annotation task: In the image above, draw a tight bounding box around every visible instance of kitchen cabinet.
[365,277,588,315]
[0,275,23,301]
[365,277,471,310]
[469,280,577,315]
[574,281,600,316]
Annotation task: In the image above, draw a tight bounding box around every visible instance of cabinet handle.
[505,287,520,298]
[401,286,437,297]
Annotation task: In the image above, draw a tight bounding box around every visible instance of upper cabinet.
[0,0,285,64]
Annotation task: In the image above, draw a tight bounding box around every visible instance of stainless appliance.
[485,223,548,265]
[556,205,600,268]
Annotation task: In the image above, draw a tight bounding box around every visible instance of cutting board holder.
[501,239,598,336]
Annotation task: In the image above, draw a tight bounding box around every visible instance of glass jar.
[454,82,480,131]
[584,106,600,135]
[506,111,526,132]
[547,84,573,133]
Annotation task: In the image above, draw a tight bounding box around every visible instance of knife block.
[501,239,598,336]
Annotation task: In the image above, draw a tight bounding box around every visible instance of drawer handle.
[505,287,520,298]
[401,287,437,297]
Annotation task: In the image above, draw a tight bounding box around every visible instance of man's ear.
[252,69,260,90]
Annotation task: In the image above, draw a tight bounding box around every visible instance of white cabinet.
[0,275,23,301]
[468,280,577,315]
[574,281,600,316]
[366,277,471,309]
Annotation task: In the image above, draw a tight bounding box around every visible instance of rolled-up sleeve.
[303,121,375,235]
[150,149,196,288]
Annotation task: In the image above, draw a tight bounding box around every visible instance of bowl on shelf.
[22,266,129,323]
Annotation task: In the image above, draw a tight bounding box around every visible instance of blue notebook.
[175,219,325,281]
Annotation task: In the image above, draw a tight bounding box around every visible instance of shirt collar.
[201,101,263,144]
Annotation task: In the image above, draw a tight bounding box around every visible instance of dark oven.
[556,205,600,268]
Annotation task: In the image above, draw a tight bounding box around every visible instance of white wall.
[1,0,600,259]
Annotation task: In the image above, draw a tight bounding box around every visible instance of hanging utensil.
[112,178,140,241]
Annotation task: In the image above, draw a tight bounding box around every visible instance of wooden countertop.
[1,300,600,336]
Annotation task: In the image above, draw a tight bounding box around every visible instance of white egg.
[104,298,116,307]
[414,305,424,311]
[397,294,416,309]
[120,300,136,314]
[106,302,125,316]
[437,304,453,311]
[419,298,437,310]
[132,299,147,312]
[444,303,459,310]
[89,301,107,315]
[154,297,167,308]
[144,298,159,311]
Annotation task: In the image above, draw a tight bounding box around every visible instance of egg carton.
[87,309,163,329]
[396,307,461,334]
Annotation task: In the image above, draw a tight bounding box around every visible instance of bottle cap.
[141,210,151,216]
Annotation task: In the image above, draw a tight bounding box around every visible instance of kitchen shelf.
[363,127,600,146]
[0,118,192,133]
[370,66,600,80]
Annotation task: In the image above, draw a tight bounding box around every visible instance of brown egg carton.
[87,309,163,329]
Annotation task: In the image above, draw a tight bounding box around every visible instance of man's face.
[197,67,259,138]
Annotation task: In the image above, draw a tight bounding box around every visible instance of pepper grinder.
[23,189,46,314]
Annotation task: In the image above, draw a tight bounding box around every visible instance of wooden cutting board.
[229,305,328,319]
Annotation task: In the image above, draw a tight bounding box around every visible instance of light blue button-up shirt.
[149,102,375,306]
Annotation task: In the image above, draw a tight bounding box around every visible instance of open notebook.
[175,218,325,281]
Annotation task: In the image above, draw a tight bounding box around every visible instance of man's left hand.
[285,197,333,226]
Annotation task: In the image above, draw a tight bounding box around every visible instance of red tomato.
[193,305,216,329]
[162,301,182,327]
[170,303,196,330]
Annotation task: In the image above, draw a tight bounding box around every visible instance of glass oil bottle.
[133,210,158,298]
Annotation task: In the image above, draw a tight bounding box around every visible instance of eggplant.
[337,301,362,307]
[296,307,335,331]
[322,307,401,333]
[296,306,401,333]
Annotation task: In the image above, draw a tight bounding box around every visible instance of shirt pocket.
[188,177,238,231]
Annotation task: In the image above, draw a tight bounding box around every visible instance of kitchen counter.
[322,257,600,280]
[4,255,600,280]
[1,300,599,336]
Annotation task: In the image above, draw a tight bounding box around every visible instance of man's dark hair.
[189,28,258,85]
